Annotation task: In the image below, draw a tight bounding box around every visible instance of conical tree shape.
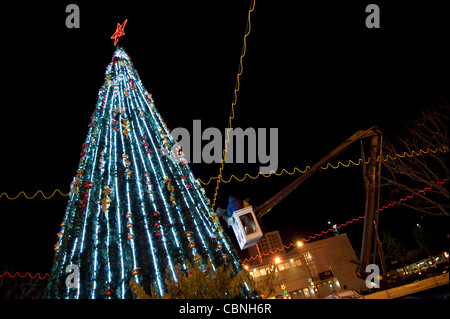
[45,47,247,299]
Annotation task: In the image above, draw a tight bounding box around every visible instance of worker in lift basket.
[216,196,255,234]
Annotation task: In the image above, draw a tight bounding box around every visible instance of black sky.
[1,1,449,275]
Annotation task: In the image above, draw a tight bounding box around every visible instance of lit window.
[303,288,310,298]
[295,259,302,266]
[303,252,318,278]
[260,269,266,276]
[304,251,313,263]
[278,263,285,271]
[284,262,291,269]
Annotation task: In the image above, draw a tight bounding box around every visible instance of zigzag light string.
[0,189,69,200]
[1,179,448,278]
[199,146,449,185]
[1,146,447,200]
[210,0,255,209]
[0,271,49,281]
[242,178,449,263]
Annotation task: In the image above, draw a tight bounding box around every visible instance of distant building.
[247,230,286,264]
[244,233,367,299]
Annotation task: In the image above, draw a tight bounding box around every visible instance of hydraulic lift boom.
[253,126,386,279]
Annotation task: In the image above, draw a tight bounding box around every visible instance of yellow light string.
[198,146,449,185]
[0,1,257,204]
[210,0,255,209]
[0,189,69,200]
[0,145,447,200]
[382,146,448,160]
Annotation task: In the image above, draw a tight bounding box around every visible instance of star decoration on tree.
[111,19,128,46]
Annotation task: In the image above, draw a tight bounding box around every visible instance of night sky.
[1,1,449,277]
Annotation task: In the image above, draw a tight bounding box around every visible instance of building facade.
[247,230,286,264]
[245,233,367,299]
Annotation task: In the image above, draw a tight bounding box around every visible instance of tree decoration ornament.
[110,19,128,46]
[209,213,218,224]
[131,268,140,276]
[101,187,112,212]
[105,288,113,297]
[122,118,130,136]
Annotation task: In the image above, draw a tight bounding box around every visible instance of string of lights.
[0,146,447,200]
[242,177,449,263]
[3,178,448,278]
[210,0,255,209]
[0,271,49,281]
[0,189,69,200]
[199,146,449,185]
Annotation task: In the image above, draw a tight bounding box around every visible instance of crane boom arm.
[254,127,381,219]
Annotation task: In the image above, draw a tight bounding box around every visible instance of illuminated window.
[284,262,291,269]
[295,259,302,266]
[303,288,310,298]
[303,251,319,278]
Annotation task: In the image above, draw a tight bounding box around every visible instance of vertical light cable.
[113,126,126,299]
[91,96,114,298]
[122,70,176,288]
[104,97,114,291]
[119,109,139,282]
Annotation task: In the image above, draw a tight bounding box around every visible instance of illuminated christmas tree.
[44,44,248,299]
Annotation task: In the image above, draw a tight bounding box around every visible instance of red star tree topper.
[111,19,128,46]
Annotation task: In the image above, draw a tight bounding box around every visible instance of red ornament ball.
[105,288,113,297]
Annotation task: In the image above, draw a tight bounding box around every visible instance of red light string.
[243,178,448,263]
[0,271,49,281]
[3,179,448,273]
